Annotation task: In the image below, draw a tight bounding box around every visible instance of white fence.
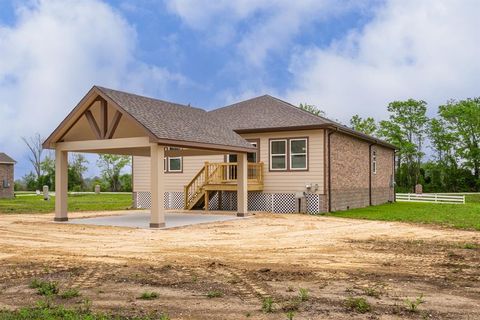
[396,193,465,204]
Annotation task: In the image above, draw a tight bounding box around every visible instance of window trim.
[164,147,183,174]
[372,150,377,174]
[269,139,288,171]
[289,138,308,171]
[268,137,309,172]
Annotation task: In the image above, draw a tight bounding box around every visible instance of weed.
[245,312,251,317]
[344,297,371,313]
[262,297,274,313]
[139,291,159,300]
[29,279,59,296]
[286,286,294,292]
[286,311,295,320]
[281,298,301,312]
[298,288,309,301]
[191,275,198,283]
[206,290,223,298]
[60,288,80,299]
[463,243,478,249]
[78,298,92,313]
[404,294,425,312]
[159,314,170,320]
[363,286,381,298]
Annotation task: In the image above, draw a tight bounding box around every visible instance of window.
[270,139,287,170]
[372,150,377,174]
[164,147,182,173]
[290,138,307,170]
[247,140,259,163]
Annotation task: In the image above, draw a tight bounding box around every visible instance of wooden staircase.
[184,162,264,210]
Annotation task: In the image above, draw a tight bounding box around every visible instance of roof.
[210,95,396,149]
[0,153,16,164]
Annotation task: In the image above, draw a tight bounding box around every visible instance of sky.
[1,0,480,179]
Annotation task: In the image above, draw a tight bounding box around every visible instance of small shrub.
[298,288,309,301]
[60,288,80,299]
[286,311,295,320]
[363,286,381,298]
[29,279,59,296]
[139,291,159,300]
[262,297,274,313]
[207,290,223,298]
[345,297,371,313]
[405,294,425,312]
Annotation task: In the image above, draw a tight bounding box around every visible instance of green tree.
[298,103,325,117]
[68,153,88,191]
[350,115,377,135]
[378,99,428,190]
[97,155,131,192]
[438,98,480,185]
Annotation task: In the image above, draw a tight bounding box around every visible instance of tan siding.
[133,154,224,192]
[241,130,325,194]
[133,129,325,194]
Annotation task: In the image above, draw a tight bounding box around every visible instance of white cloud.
[285,0,480,122]
[166,0,368,67]
[0,0,185,176]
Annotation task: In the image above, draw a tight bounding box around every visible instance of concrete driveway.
[68,212,241,229]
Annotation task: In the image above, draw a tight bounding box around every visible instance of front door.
[227,140,259,179]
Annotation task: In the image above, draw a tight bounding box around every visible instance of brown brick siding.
[328,132,394,211]
[0,163,14,198]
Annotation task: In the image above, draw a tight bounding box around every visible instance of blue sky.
[1,0,480,179]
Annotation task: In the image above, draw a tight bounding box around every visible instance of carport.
[43,86,256,228]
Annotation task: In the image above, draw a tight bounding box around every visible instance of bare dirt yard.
[0,211,479,319]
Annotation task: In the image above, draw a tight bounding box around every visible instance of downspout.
[393,150,397,202]
[368,143,374,206]
[327,128,338,212]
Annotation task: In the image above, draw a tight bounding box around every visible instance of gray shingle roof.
[0,153,15,163]
[209,95,334,130]
[96,86,254,151]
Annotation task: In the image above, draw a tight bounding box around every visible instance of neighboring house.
[132,94,396,213]
[0,153,15,199]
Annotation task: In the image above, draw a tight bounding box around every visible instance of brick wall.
[328,132,394,211]
[0,163,14,198]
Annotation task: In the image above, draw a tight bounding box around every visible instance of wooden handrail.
[184,162,264,209]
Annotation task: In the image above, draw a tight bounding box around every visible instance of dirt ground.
[0,211,479,319]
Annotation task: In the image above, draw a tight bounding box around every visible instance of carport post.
[236,152,248,217]
[54,149,68,222]
[150,143,166,228]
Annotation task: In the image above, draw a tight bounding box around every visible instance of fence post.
[435,193,438,203]
[408,193,411,201]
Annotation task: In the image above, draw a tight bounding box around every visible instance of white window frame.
[269,139,287,171]
[289,138,308,170]
[372,150,377,174]
[164,147,183,173]
[168,156,182,172]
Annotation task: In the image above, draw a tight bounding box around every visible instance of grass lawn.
[329,193,480,231]
[0,193,132,214]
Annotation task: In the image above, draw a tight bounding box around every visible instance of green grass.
[329,195,480,231]
[0,193,132,214]
[138,291,158,300]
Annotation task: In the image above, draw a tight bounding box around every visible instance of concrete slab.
[68,212,241,229]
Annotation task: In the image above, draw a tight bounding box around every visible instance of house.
[43,86,395,227]
[0,153,16,198]
[132,94,396,214]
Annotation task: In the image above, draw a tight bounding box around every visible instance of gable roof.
[0,153,16,164]
[44,86,255,153]
[209,95,396,149]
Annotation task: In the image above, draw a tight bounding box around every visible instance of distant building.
[0,153,15,198]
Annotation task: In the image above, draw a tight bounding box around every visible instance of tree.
[22,133,44,183]
[97,155,131,192]
[438,98,480,184]
[298,103,325,117]
[68,153,88,191]
[350,115,377,135]
[378,99,428,190]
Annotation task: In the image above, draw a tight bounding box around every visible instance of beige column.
[150,143,166,228]
[237,152,248,217]
[54,149,68,222]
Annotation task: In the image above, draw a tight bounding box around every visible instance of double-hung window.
[290,138,308,170]
[270,139,287,170]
